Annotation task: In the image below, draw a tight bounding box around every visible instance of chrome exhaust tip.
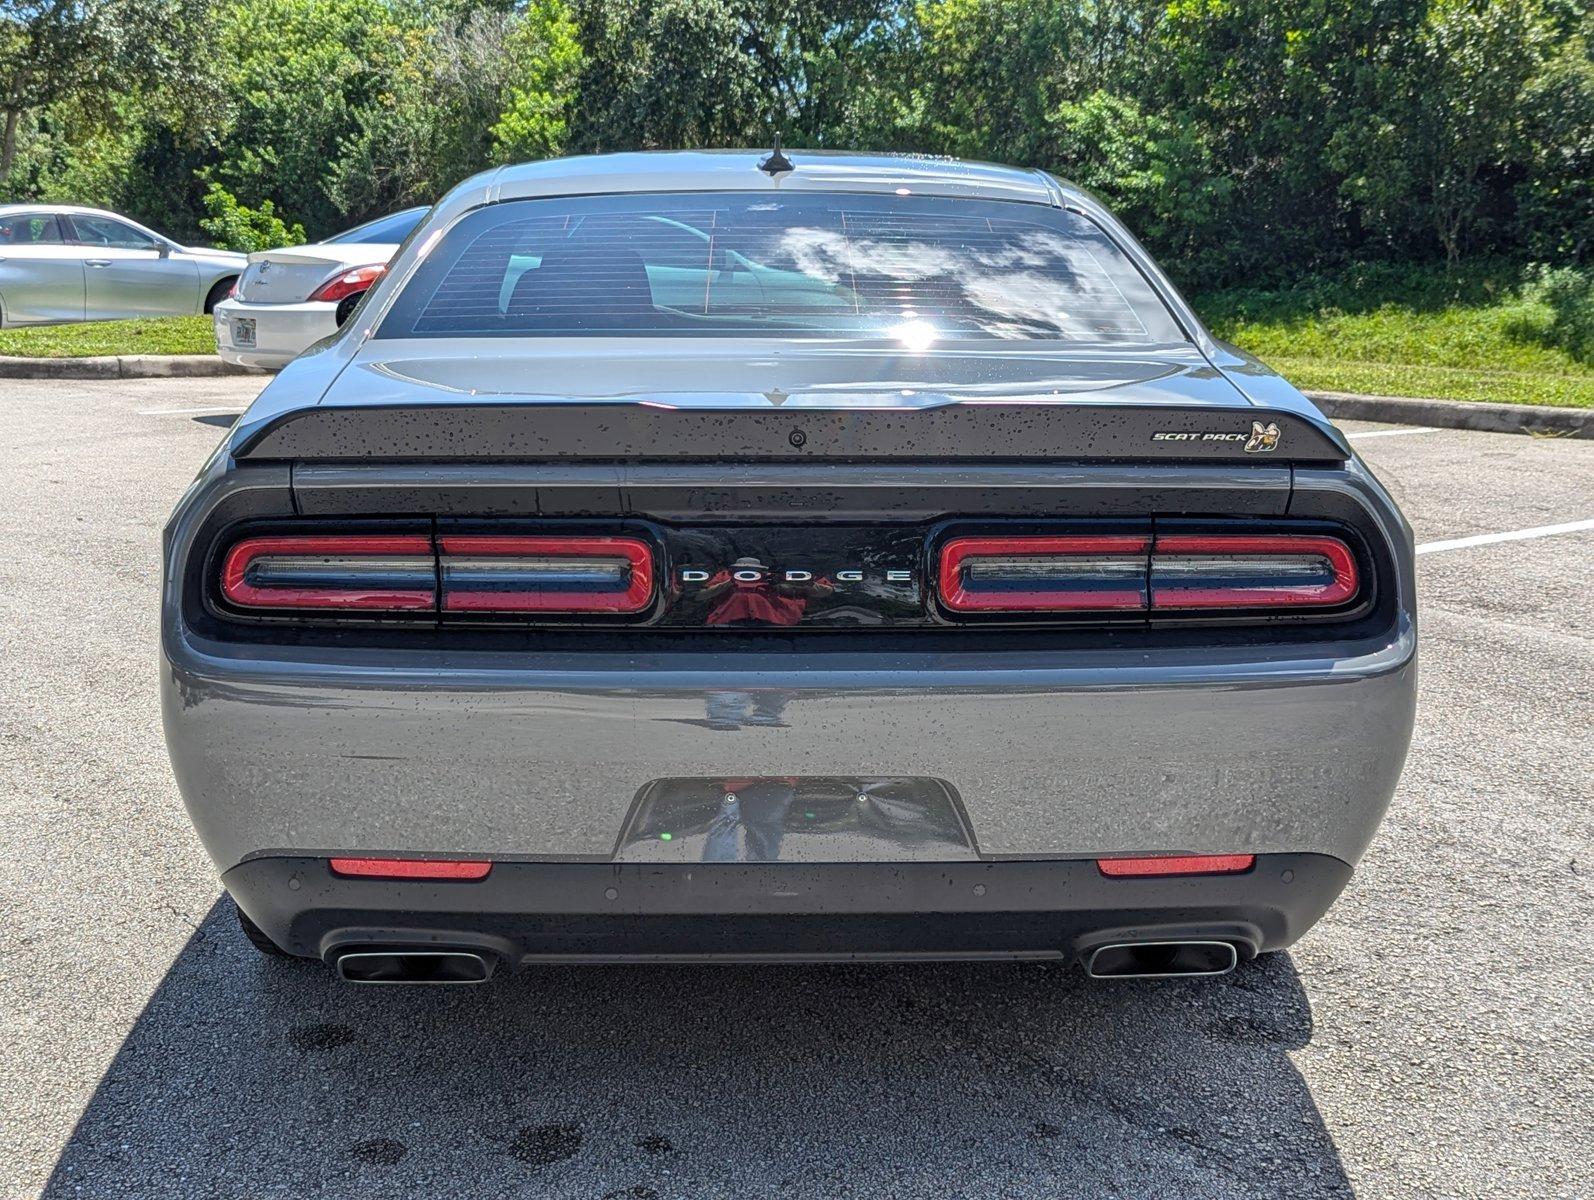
[1084,940,1239,980]
[333,949,495,985]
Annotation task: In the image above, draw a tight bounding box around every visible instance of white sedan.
[212,207,428,369]
[0,205,245,326]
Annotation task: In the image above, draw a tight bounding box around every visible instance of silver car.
[213,206,429,370]
[161,151,1416,985]
[0,205,245,325]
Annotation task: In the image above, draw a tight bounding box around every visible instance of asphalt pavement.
[1,376,1589,1199]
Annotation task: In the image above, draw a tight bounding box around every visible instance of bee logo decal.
[1245,421,1281,453]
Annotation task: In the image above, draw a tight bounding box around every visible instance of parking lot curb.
[0,354,253,379]
[1307,390,1591,438]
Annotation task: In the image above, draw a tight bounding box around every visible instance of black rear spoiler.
[232,402,1350,463]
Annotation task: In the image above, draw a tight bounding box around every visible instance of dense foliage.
[1,0,1589,294]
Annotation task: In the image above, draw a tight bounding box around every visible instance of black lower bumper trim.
[222,854,1352,966]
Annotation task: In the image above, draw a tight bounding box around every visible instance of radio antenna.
[759,135,794,176]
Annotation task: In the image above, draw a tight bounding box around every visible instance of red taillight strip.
[439,535,654,613]
[220,535,436,610]
[1150,534,1358,610]
[939,535,1151,612]
[1097,854,1256,877]
[330,857,491,880]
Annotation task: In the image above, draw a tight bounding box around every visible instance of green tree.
[1042,90,1229,272]
[491,0,584,162]
[570,1,904,150]
[325,1,583,220]
[1517,19,1592,260]
[0,0,214,185]
[198,179,306,251]
[1331,0,1554,262]
[208,0,415,236]
[910,0,1066,161]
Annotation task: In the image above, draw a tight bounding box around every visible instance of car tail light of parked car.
[438,535,655,613]
[218,532,658,615]
[306,263,386,304]
[218,534,437,611]
[938,535,1151,612]
[937,530,1361,615]
[1148,534,1359,609]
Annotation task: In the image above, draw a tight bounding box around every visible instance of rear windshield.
[327,206,429,245]
[377,192,1184,344]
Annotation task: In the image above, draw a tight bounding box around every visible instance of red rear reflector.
[1150,534,1357,610]
[1097,854,1256,877]
[938,535,1151,612]
[329,857,491,880]
[439,535,654,613]
[219,535,436,611]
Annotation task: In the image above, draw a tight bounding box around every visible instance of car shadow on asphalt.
[43,900,1353,1198]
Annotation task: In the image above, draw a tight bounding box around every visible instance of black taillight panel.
[204,517,1376,632]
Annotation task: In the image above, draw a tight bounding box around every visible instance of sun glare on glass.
[891,319,939,351]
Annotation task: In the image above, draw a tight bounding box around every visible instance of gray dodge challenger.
[161,150,1416,984]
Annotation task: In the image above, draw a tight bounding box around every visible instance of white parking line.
[1416,518,1594,555]
[1346,427,1439,440]
[136,406,247,416]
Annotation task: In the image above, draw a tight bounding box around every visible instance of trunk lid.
[235,243,395,305]
[233,343,1350,463]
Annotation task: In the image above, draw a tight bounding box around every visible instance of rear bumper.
[165,621,1416,873]
[212,299,337,369]
[224,852,1353,964]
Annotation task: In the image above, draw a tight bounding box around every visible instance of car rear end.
[214,250,396,369]
[163,162,1415,983]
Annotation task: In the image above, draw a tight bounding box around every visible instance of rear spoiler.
[232,401,1351,463]
[245,249,342,266]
